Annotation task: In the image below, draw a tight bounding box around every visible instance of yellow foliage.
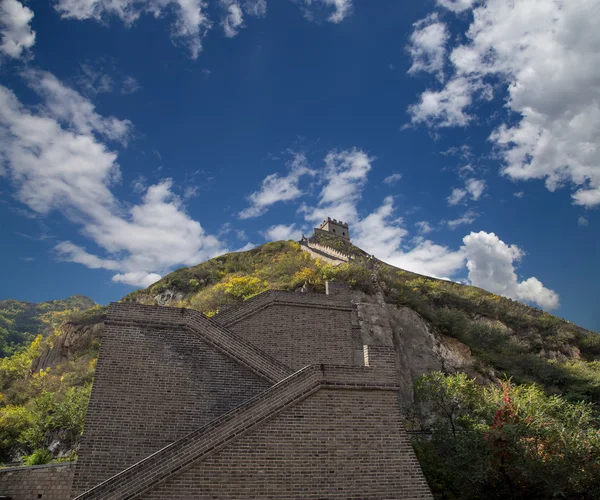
[213,276,268,300]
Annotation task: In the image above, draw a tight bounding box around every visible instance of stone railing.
[106,303,293,383]
[73,363,399,500]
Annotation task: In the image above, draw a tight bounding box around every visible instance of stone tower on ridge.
[317,217,350,240]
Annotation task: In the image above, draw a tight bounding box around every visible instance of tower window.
[333,229,336,232]
[342,232,345,236]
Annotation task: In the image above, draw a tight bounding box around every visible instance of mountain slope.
[0,295,96,357]
[0,238,598,469]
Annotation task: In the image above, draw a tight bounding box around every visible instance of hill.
[0,237,598,496]
[0,295,96,357]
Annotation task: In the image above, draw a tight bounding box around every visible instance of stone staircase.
[73,362,399,499]
[107,303,292,383]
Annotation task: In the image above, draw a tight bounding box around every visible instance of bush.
[412,372,600,499]
[23,448,51,466]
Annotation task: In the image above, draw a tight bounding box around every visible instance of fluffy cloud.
[409,76,491,127]
[261,223,303,241]
[239,153,316,219]
[407,14,448,81]
[447,177,486,205]
[22,69,132,144]
[301,148,373,224]
[352,197,466,279]
[295,0,352,24]
[0,0,35,59]
[462,231,559,310]
[54,0,210,58]
[112,272,162,287]
[409,0,600,208]
[0,73,225,288]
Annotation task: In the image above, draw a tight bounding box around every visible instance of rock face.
[31,322,103,373]
[352,292,476,407]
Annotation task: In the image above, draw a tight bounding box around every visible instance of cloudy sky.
[0,0,598,330]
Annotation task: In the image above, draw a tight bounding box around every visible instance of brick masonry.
[0,463,75,500]
[1,282,433,499]
[70,322,270,496]
[143,389,430,500]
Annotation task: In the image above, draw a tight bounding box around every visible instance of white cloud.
[446,209,478,229]
[301,148,373,224]
[578,216,589,227]
[513,191,524,199]
[0,0,35,59]
[112,272,162,287]
[22,69,132,144]
[465,178,485,200]
[409,0,600,208]
[261,223,302,241]
[55,241,121,270]
[221,1,244,37]
[54,0,210,58]
[219,0,266,37]
[239,152,316,219]
[409,76,491,127]
[462,231,559,310]
[415,220,433,234]
[295,0,352,24]
[407,14,448,82]
[351,197,466,279]
[383,173,402,185]
[447,177,486,206]
[0,73,225,288]
[436,0,476,13]
[447,188,467,206]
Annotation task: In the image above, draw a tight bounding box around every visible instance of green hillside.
[0,239,598,496]
[0,295,96,357]
[126,237,600,403]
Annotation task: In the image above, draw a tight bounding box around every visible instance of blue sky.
[0,0,598,331]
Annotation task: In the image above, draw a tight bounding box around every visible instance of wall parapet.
[106,303,293,383]
[74,363,398,500]
[213,289,352,327]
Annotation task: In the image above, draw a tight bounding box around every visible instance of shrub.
[412,372,600,499]
[23,448,52,466]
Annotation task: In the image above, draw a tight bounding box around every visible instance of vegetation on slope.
[0,238,598,493]
[0,306,103,465]
[0,295,95,357]
[412,372,600,499]
[127,239,600,403]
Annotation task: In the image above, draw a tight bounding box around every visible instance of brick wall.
[0,463,74,500]
[71,323,269,496]
[228,303,359,370]
[142,389,432,499]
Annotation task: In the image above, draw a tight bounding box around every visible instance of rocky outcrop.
[353,292,477,407]
[31,322,103,373]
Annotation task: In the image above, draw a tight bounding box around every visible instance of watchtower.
[318,217,350,240]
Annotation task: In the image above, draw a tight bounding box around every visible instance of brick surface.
[0,463,74,500]
[69,284,433,500]
[143,389,432,500]
[70,323,269,496]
